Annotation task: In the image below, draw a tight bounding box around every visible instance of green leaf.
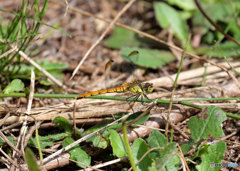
[53,116,73,135]
[3,79,24,94]
[39,59,68,71]
[149,143,179,171]
[0,136,16,146]
[109,129,126,158]
[192,3,234,35]
[25,148,41,171]
[196,41,240,58]
[147,130,169,159]
[154,2,188,46]
[196,141,226,171]
[29,133,68,149]
[86,133,108,149]
[166,0,196,10]
[103,27,143,49]
[131,138,152,171]
[62,137,91,168]
[148,130,168,148]
[188,107,227,141]
[121,47,175,69]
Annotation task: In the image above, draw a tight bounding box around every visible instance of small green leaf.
[103,27,143,49]
[25,148,41,171]
[148,130,168,148]
[196,141,226,171]
[3,79,24,94]
[154,2,188,46]
[87,134,108,149]
[131,138,152,171]
[39,59,68,71]
[122,47,175,69]
[109,129,126,158]
[29,133,68,149]
[53,116,73,135]
[188,107,227,141]
[62,137,91,168]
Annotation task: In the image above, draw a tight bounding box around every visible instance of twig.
[19,70,35,155]
[16,47,65,88]
[23,121,42,148]
[0,38,65,88]
[0,131,21,155]
[70,0,136,79]
[162,114,189,140]
[177,143,190,171]
[0,47,17,60]
[83,157,128,171]
[0,112,10,127]
[0,148,19,168]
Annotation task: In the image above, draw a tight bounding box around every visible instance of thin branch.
[70,0,136,79]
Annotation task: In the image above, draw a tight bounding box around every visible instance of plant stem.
[122,120,137,171]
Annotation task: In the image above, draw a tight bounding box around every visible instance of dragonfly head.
[144,83,153,93]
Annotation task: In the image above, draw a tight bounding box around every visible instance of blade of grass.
[165,34,191,136]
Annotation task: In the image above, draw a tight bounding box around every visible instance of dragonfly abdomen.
[76,85,128,99]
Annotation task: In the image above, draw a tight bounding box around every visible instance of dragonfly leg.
[143,93,150,100]
[128,94,140,113]
[141,95,143,105]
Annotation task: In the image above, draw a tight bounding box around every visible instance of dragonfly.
[76,79,153,104]
[76,51,153,104]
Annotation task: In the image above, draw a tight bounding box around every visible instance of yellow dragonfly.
[76,51,153,104]
[76,79,153,104]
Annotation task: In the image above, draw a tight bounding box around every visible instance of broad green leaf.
[131,138,152,171]
[62,137,91,168]
[188,107,227,141]
[196,141,226,171]
[122,47,175,69]
[29,132,68,149]
[148,130,168,148]
[109,129,126,157]
[25,148,41,171]
[148,130,168,159]
[154,2,188,46]
[3,79,24,94]
[149,143,179,171]
[103,27,143,49]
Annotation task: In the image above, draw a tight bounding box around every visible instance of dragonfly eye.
[143,83,153,93]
